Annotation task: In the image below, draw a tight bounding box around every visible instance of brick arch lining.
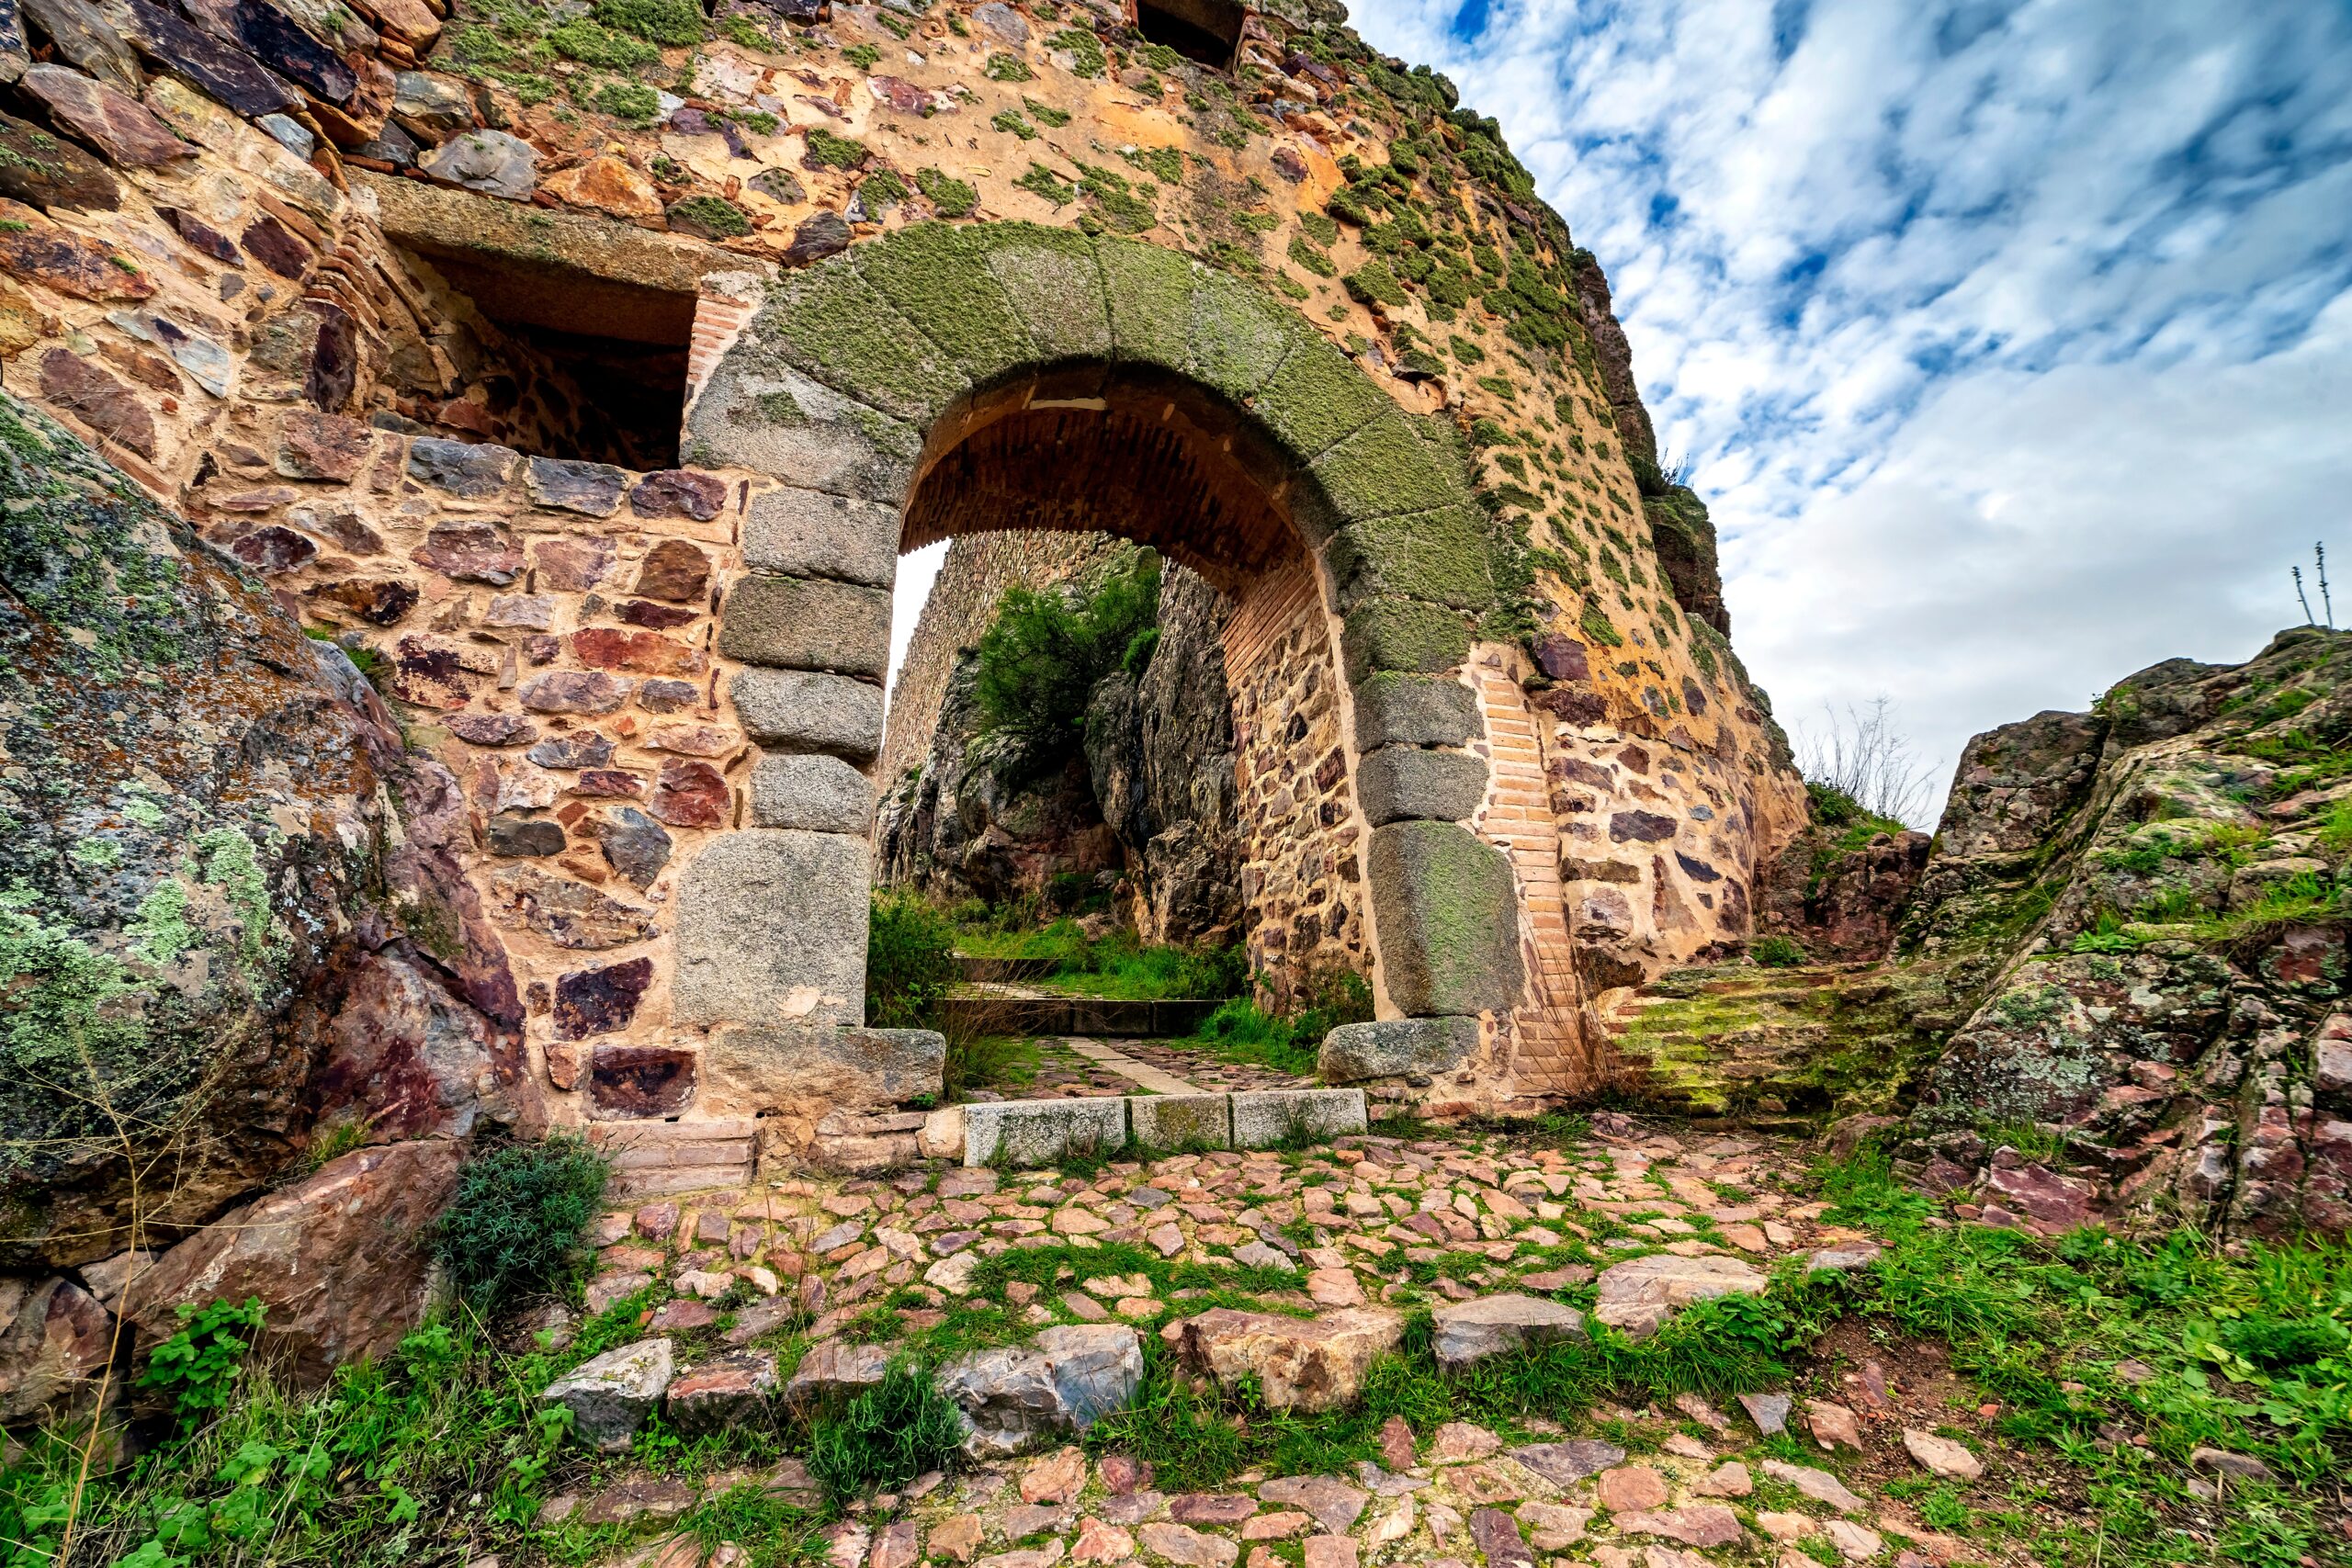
[900,375,1299,594]
[682,220,1541,1101]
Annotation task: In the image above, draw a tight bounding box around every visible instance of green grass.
[952,917,1245,1001]
[0,1291,825,1568]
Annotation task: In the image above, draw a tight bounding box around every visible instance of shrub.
[807,1360,966,1500]
[915,167,978,217]
[433,1134,610,1310]
[868,891,958,1028]
[1751,934,1806,968]
[974,551,1160,761]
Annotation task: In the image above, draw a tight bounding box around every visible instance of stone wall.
[0,0,1813,1154]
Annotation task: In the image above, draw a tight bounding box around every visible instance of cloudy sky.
[1343,0,2352,814]
[893,0,2352,821]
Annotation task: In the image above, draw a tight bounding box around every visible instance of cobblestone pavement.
[548,1119,2018,1568]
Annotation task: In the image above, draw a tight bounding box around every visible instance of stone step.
[954,953,1057,983]
[941,995,1222,1038]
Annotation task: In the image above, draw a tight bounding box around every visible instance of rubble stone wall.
[0,0,1812,1157]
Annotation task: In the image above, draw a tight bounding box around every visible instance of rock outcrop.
[0,391,532,1413]
[1891,627,2352,1235]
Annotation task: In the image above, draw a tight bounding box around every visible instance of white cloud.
[1343,0,2352,807]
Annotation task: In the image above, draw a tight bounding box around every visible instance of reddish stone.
[1531,633,1590,682]
[128,1142,465,1387]
[1609,810,1677,843]
[414,520,523,584]
[0,109,119,210]
[1098,1454,1151,1496]
[519,670,631,715]
[228,525,317,573]
[638,678,701,714]
[648,759,729,828]
[99,339,181,391]
[38,350,155,457]
[20,65,190,167]
[166,207,238,259]
[1982,1150,2096,1234]
[591,1043,696,1117]
[574,626,700,674]
[668,1348,779,1434]
[630,473,727,525]
[1170,1495,1257,1525]
[553,956,655,1040]
[388,635,491,708]
[1466,1508,1532,1568]
[543,154,662,219]
[620,599,699,629]
[0,198,153,300]
[574,769,645,797]
[446,712,537,746]
[0,1278,113,1423]
[535,535,616,590]
[277,410,373,480]
[302,578,419,626]
[633,536,713,599]
[241,213,312,279]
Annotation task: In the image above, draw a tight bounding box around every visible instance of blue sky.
[1341,0,2352,798]
[892,0,2352,811]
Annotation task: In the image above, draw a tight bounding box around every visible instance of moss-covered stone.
[1098,236,1200,371]
[1341,599,1470,682]
[1323,504,1496,613]
[1310,408,1474,521]
[756,254,971,423]
[851,221,1036,390]
[981,224,1112,362]
[1367,819,1524,1015]
[1247,329,1393,465]
[1185,265,1294,405]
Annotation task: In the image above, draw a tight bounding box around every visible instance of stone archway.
[681,221,1531,1093]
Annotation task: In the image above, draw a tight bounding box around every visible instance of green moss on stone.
[1342,600,1470,682]
[1310,409,1474,521]
[757,259,969,423]
[852,222,1035,383]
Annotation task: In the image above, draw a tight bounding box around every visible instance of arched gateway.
[673,223,1542,1143]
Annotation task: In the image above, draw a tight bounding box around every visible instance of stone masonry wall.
[1,0,1812,1130]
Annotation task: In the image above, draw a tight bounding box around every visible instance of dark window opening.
[392,243,695,471]
[1135,0,1242,70]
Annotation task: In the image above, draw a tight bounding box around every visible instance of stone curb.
[948,1088,1368,1167]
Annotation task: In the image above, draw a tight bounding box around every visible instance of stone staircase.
[1599,959,1959,1128]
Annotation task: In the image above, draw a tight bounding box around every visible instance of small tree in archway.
[973,550,1162,769]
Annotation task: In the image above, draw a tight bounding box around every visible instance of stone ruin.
[0,0,1835,1402]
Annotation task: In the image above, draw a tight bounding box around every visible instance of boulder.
[1430,1293,1586,1369]
[127,1141,465,1385]
[0,1277,114,1421]
[1172,1307,1403,1413]
[542,1337,675,1451]
[667,1349,779,1435]
[1590,1253,1768,1339]
[420,129,537,200]
[938,1323,1141,1457]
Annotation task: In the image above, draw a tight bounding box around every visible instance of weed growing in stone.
[805,1361,966,1502]
[433,1134,611,1310]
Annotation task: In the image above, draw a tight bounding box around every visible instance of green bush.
[807,1360,965,1501]
[139,1296,266,1425]
[1751,934,1806,968]
[974,551,1160,762]
[432,1134,610,1310]
[868,892,958,1028]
